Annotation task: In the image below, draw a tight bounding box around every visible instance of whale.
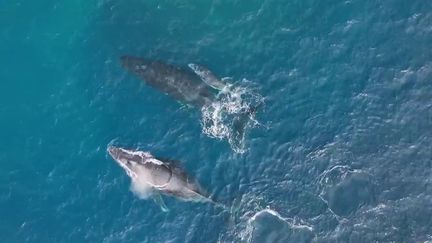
[120,56,228,108]
[107,146,213,211]
[119,56,260,153]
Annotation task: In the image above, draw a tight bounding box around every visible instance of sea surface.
[1,0,432,242]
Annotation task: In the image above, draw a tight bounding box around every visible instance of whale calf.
[107,146,212,211]
[120,56,227,108]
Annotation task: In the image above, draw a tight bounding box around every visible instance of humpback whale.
[107,146,213,211]
[120,56,228,107]
[120,56,260,153]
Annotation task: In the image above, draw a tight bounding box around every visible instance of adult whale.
[120,56,228,108]
[120,56,259,153]
[107,146,214,211]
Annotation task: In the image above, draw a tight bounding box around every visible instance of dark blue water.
[1,0,432,242]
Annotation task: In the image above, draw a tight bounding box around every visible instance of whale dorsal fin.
[188,63,229,91]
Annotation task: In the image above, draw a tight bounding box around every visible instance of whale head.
[108,146,144,180]
[120,55,152,73]
[107,146,173,188]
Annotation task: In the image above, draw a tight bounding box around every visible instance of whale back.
[142,162,172,187]
[120,56,215,107]
[155,158,208,201]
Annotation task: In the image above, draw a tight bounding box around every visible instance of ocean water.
[1,0,432,242]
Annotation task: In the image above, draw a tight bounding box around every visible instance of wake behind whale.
[120,56,263,153]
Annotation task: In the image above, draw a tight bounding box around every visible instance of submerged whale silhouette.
[107,146,213,211]
[120,56,225,107]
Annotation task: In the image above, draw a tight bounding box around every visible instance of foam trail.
[240,208,314,243]
[201,80,263,153]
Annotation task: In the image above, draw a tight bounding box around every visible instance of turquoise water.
[1,0,432,242]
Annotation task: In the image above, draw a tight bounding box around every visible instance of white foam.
[240,208,314,242]
[201,81,263,153]
[249,209,314,231]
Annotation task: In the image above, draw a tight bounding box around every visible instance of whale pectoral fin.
[188,63,228,91]
[153,192,169,213]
